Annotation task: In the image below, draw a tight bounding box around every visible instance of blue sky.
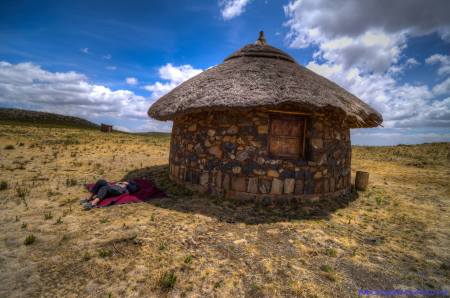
[0,0,449,145]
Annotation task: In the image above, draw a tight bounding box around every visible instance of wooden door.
[268,115,305,159]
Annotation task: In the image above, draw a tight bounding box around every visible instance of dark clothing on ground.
[90,179,139,200]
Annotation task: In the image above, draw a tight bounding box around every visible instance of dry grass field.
[0,124,449,297]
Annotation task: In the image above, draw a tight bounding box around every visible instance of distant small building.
[100,123,113,133]
[148,32,382,203]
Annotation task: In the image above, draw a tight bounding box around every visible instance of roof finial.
[255,31,267,45]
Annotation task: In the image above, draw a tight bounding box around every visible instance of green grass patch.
[0,180,7,191]
[159,270,177,291]
[98,249,112,258]
[24,234,36,245]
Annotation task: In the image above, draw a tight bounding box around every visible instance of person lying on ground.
[81,179,139,210]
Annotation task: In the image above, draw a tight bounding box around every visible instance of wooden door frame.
[267,113,307,160]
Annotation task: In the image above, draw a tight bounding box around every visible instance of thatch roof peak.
[255,31,267,45]
[148,33,383,128]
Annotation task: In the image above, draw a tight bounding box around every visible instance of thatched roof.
[148,32,382,128]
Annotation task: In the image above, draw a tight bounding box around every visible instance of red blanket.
[85,179,165,207]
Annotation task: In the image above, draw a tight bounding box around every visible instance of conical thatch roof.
[148,32,382,128]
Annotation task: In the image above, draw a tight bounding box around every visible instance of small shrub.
[16,186,30,199]
[184,255,193,264]
[21,222,27,229]
[16,186,30,207]
[320,264,337,281]
[159,271,177,291]
[55,217,63,224]
[98,249,112,258]
[65,178,77,187]
[83,252,91,261]
[320,264,333,273]
[44,212,53,220]
[24,234,36,245]
[158,243,167,251]
[375,196,383,206]
[0,180,7,191]
[324,248,337,257]
[4,144,15,150]
[47,190,60,197]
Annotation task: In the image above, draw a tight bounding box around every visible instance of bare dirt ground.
[0,124,449,297]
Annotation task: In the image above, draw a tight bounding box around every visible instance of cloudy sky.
[0,0,449,145]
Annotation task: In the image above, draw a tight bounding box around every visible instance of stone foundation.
[168,109,352,201]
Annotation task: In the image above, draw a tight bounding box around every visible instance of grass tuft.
[44,212,53,220]
[158,242,167,251]
[16,186,30,198]
[24,234,36,245]
[83,252,91,261]
[65,178,78,187]
[320,264,333,273]
[0,180,7,191]
[159,270,177,291]
[324,248,337,257]
[98,249,112,258]
[184,255,193,264]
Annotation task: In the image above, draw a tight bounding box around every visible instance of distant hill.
[0,108,99,129]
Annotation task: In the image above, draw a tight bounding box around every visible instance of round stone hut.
[148,32,382,202]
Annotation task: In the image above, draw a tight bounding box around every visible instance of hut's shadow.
[123,164,359,225]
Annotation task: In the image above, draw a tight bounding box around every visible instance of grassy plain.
[0,124,448,297]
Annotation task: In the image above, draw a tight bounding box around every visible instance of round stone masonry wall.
[168,109,352,202]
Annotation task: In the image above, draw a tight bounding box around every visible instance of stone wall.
[168,109,351,202]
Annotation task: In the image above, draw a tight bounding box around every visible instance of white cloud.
[80,48,90,54]
[388,58,420,75]
[285,0,450,130]
[432,77,450,95]
[0,61,149,121]
[219,0,252,20]
[284,0,450,73]
[405,58,420,67]
[106,66,117,70]
[306,60,450,128]
[284,0,450,46]
[426,54,450,76]
[316,31,406,73]
[126,77,138,85]
[158,63,202,84]
[103,54,112,60]
[144,63,202,99]
[144,81,177,99]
